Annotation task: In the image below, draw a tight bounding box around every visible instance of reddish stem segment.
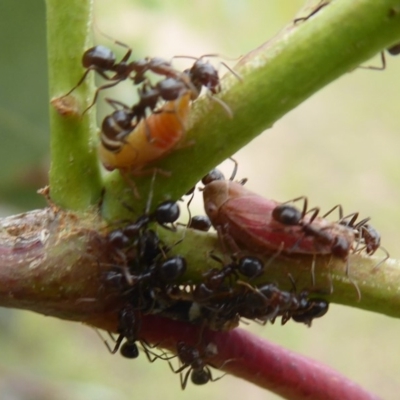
[140,315,380,400]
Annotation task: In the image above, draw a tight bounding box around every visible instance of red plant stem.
[139,315,381,400]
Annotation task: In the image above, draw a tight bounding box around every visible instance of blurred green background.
[1,0,400,399]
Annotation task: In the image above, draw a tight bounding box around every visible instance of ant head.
[158,255,187,282]
[154,201,180,225]
[292,299,329,326]
[191,368,211,385]
[82,45,116,69]
[272,204,303,226]
[237,256,264,278]
[201,169,225,185]
[120,341,140,358]
[188,215,211,232]
[190,60,220,93]
[108,230,130,249]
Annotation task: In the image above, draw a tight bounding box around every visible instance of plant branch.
[46,0,102,210]
[1,209,399,323]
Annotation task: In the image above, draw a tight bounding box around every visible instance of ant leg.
[119,170,141,199]
[181,369,192,390]
[95,330,123,354]
[305,207,321,223]
[344,258,362,302]
[140,340,175,363]
[353,217,370,230]
[105,97,131,111]
[264,242,285,269]
[185,191,195,228]
[294,1,330,23]
[372,246,390,271]
[111,40,133,63]
[310,254,317,286]
[168,359,188,374]
[62,66,114,99]
[61,66,100,97]
[338,211,359,227]
[82,79,125,115]
[322,204,343,220]
[359,51,386,71]
[206,366,228,383]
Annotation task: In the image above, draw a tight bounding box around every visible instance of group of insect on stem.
[60,34,241,179]
[97,153,387,388]
[60,6,395,389]
[96,162,368,389]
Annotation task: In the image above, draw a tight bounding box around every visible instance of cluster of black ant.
[63,42,238,161]
[98,168,330,390]
[59,3,395,390]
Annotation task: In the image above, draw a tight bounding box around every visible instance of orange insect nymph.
[99,92,191,172]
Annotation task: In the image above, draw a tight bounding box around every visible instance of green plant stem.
[46,0,102,210]
[101,0,400,220]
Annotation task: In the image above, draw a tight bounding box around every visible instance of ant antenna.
[228,157,238,181]
[92,19,132,51]
[185,191,195,228]
[173,54,242,79]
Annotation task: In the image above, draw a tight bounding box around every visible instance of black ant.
[288,297,329,326]
[271,198,357,261]
[169,341,224,389]
[338,213,389,269]
[236,282,295,322]
[106,199,180,282]
[122,255,187,291]
[62,40,184,114]
[202,255,264,293]
[98,304,168,361]
[175,54,242,118]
